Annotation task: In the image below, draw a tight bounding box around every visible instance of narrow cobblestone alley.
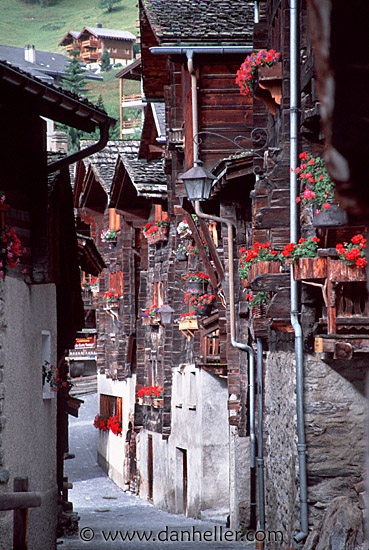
[59,392,256,549]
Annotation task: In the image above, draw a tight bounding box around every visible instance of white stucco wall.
[97,373,137,489]
[137,365,229,522]
[0,278,57,550]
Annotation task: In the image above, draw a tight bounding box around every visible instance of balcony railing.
[122,93,143,104]
[81,39,99,48]
[80,51,99,60]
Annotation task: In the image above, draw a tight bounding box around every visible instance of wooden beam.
[0,491,42,512]
[197,216,225,282]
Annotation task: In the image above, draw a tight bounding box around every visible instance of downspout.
[256,337,265,532]
[290,0,309,542]
[185,48,257,531]
[47,119,112,174]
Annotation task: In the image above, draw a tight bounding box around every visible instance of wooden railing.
[122,93,142,103]
[0,477,42,549]
[122,120,141,129]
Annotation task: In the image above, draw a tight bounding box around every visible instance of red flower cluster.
[183,272,210,282]
[236,49,280,96]
[102,289,120,302]
[238,242,278,279]
[280,237,320,263]
[141,217,169,236]
[94,414,122,436]
[175,311,197,322]
[137,385,164,398]
[142,304,159,318]
[295,152,334,212]
[184,291,216,309]
[336,234,367,268]
[107,415,123,436]
[0,226,25,279]
[93,414,109,432]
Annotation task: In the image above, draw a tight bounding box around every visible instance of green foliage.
[21,0,59,4]
[100,48,111,71]
[99,0,122,12]
[63,48,88,96]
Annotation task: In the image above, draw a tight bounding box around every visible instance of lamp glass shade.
[180,163,216,202]
[158,305,175,325]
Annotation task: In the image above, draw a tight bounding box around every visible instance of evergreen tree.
[99,0,122,12]
[100,49,111,72]
[62,49,89,152]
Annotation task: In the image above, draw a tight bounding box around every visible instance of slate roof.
[80,140,140,193]
[0,44,101,84]
[82,27,136,41]
[120,153,167,198]
[141,0,254,45]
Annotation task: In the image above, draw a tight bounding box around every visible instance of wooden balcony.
[122,93,143,106]
[80,51,98,60]
[81,39,99,48]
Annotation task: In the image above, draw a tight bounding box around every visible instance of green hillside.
[0,0,138,53]
[0,0,140,136]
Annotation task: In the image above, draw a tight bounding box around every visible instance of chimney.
[96,23,103,28]
[24,44,36,64]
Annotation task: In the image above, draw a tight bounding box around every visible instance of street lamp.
[158,304,175,325]
[179,160,216,202]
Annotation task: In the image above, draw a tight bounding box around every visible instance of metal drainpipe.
[290,0,309,542]
[256,337,265,532]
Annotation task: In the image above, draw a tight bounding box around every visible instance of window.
[100,394,123,423]
[109,208,121,231]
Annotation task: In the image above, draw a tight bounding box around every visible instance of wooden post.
[14,477,28,550]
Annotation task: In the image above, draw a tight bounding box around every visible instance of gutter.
[47,120,112,174]
[290,0,309,541]
[150,46,253,56]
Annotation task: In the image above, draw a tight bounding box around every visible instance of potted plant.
[0,225,26,279]
[101,229,119,249]
[236,49,281,97]
[183,271,210,292]
[102,289,120,308]
[238,242,280,286]
[280,237,326,280]
[176,243,188,261]
[141,304,160,324]
[187,241,209,257]
[244,291,269,317]
[107,415,123,436]
[93,414,109,432]
[175,311,199,331]
[295,152,348,226]
[141,217,169,245]
[176,215,198,239]
[42,361,73,394]
[184,290,216,317]
[137,385,164,406]
[331,234,367,281]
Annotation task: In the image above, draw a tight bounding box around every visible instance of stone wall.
[264,350,367,548]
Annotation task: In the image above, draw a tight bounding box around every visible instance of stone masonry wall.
[264,351,367,549]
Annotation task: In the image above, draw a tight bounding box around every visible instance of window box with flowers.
[333,234,367,282]
[93,414,122,436]
[187,242,209,258]
[101,229,119,249]
[244,291,270,337]
[141,217,169,245]
[176,243,188,261]
[236,49,281,114]
[295,152,348,227]
[175,312,199,331]
[239,242,281,287]
[183,272,210,293]
[280,237,326,280]
[102,290,120,309]
[184,290,216,317]
[137,385,163,407]
[141,304,160,325]
[42,361,73,397]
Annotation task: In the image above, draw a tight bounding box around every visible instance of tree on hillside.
[100,49,112,72]
[62,49,89,152]
[99,0,122,12]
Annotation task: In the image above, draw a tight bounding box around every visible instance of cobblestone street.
[59,392,255,549]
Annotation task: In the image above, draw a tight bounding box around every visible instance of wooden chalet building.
[59,26,135,67]
[0,61,114,548]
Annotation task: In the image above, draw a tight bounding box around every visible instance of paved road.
[60,392,255,549]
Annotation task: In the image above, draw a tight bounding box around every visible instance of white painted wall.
[97,373,137,489]
[0,278,57,550]
[137,365,229,522]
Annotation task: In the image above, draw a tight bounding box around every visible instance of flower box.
[253,317,270,339]
[103,300,120,310]
[328,259,366,283]
[247,261,282,285]
[143,396,152,406]
[293,257,327,280]
[142,315,161,325]
[137,397,143,405]
[152,398,163,408]
[194,303,213,317]
[178,319,198,331]
[313,203,348,227]
[145,226,168,245]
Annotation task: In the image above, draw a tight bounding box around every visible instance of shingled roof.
[81,27,135,41]
[120,154,167,198]
[140,0,254,45]
[80,140,140,193]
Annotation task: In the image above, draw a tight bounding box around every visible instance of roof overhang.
[77,234,106,276]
